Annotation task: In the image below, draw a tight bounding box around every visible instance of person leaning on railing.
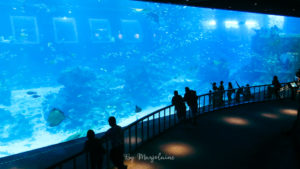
[184,87,198,125]
[172,90,187,123]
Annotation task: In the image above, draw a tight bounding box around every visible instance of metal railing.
[46,82,294,169]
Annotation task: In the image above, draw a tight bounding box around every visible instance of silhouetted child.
[172,90,187,123]
[105,117,127,169]
[84,130,105,169]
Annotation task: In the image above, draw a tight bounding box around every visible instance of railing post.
[198,96,200,114]
[169,107,171,128]
[223,91,225,108]
[147,117,149,140]
[141,119,144,144]
[174,107,177,125]
[129,127,131,152]
[73,158,76,169]
[259,86,261,102]
[203,96,205,113]
[158,111,161,134]
[86,153,89,169]
[106,139,109,169]
[135,124,138,150]
[264,85,267,100]
[153,114,155,136]
[253,86,255,102]
[164,109,166,130]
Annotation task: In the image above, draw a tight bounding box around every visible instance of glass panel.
[120,19,142,42]
[53,17,78,43]
[89,19,113,43]
[10,16,39,44]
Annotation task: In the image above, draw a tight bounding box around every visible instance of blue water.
[0,0,300,158]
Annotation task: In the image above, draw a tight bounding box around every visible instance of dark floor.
[124,100,300,169]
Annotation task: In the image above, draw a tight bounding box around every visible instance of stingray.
[135,105,142,113]
[47,108,66,127]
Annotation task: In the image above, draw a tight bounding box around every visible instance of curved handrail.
[45,82,294,169]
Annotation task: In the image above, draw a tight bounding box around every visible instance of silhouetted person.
[212,82,218,108]
[243,84,251,101]
[272,76,281,99]
[105,117,127,169]
[84,130,105,169]
[236,87,243,103]
[184,87,198,125]
[212,82,218,92]
[227,82,234,104]
[219,81,225,105]
[172,90,187,123]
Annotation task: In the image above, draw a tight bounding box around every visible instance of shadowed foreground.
[124,100,299,169]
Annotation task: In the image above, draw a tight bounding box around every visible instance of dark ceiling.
[136,0,300,17]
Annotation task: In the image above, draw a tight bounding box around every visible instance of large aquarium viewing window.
[120,19,143,42]
[53,17,78,43]
[10,16,39,44]
[0,0,300,158]
[89,19,114,43]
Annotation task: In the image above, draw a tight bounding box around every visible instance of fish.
[135,105,142,113]
[47,108,66,127]
[132,8,159,24]
[147,12,159,23]
[32,94,41,98]
[27,91,37,95]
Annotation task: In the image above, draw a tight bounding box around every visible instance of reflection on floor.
[160,142,195,157]
[261,113,279,119]
[280,109,297,116]
[222,116,249,125]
